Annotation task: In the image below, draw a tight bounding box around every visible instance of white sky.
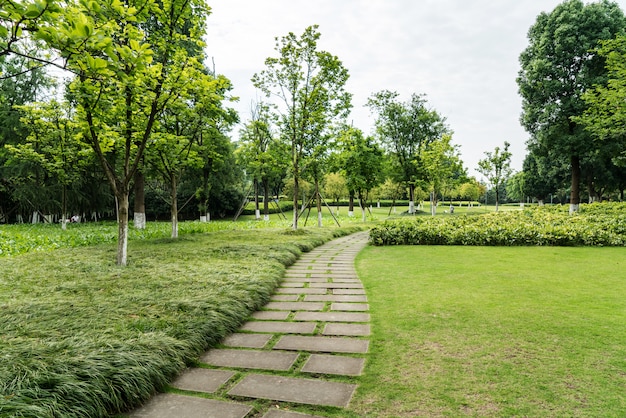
[203,0,626,178]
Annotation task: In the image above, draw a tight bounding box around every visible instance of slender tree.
[252,25,351,230]
[478,141,513,212]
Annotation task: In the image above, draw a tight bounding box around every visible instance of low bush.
[370,203,626,247]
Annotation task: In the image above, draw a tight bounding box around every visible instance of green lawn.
[351,245,626,417]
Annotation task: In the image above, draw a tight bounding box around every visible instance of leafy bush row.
[370,203,626,247]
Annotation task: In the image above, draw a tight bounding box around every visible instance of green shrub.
[370,203,626,247]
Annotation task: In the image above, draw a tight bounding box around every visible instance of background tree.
[506,171,527,204]
[367,90,449,214]
[337,127,384,221]
[458,178,483,205]
[517,0,626,214]
[421,134,465,215]
[252,25,351,230]
[478,141,513,211]
[322,171,347,215]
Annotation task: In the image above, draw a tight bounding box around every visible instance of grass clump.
[0,225,361,417]
[370,202,626,246]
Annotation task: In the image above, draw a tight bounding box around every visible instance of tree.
[421,134,465,215]
[517,0,626,214]
[459,179,483,205]
[337,127,384,221]
[29,0,213,265]
[252,25,351,230]
[367,90,449,214]
[506,171,527,204]
[322,172,347,215]
[477,141,513,211]
[237,101,285,221]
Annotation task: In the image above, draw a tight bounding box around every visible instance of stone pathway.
[129,231,370,418]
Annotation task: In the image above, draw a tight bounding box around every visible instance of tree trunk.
[133,169,146,229]
[409,184,415,214]
[292,176,299,230]
[117,191,130,266]
[171,174,178,239]
[348,192,355,217]
[254,179,261,220]
[495,188,500,212]
[263,178,270,221]
[316,178,322,227]
[570,155,581,214]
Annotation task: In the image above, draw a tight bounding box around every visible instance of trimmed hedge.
[370,203,626,247]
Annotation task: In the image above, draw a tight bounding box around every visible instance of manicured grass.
[0,225,362,417]
[351,245,626,417]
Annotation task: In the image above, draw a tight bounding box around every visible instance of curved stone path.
[130,231,370,418]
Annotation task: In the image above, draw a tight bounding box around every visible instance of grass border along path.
[0,226,362,417]
[351,244,626,417]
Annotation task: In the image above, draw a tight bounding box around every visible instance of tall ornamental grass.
[0,226,362,417]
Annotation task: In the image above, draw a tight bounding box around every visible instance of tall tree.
[30,0,213,265]
[367,90,449,214]
[517,0,626,214]
[252,25,351,230]
[477,141,513,212]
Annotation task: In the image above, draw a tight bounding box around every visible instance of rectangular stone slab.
[301,354,365,376]
[294,311,370,323]
[252,311,291,320]
[276,288,327,294]
[304,295,368,302]
[273,335,369,353]
[323,323,371,337]
[263,302,325,311]
[129,393,252,418]
[222,333,272,349]
[271,294,299,301]
[309,282,363,289]
[333,288,366,295]
[240,321,317,334]
[200,349,299,371]
[228,374,356,407]
[330,303,369,311]
[170,368,235,393]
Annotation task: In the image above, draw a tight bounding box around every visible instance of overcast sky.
[203,0,626,178]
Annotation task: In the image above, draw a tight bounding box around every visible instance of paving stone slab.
[304,295,368,303]
[240,321,317,334]
[200,349,299,371]
[282,277,329,282]
[129,393,252,418]
[273,335,369,353]
[276,288,327,294]
[301,354,365,376]
[333,288,366,295]
[228,374,356,407]
[252,311,291,320]
[222,333,272,349]
[330,302,369,312]
[323,323,371,336]
[280,282,306,287]
[271,294,299,301]
[294,311,370,323]
[170,368,235,393]
[309,282,363,289]
[262,409,325,418]
[264,302,325,311]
